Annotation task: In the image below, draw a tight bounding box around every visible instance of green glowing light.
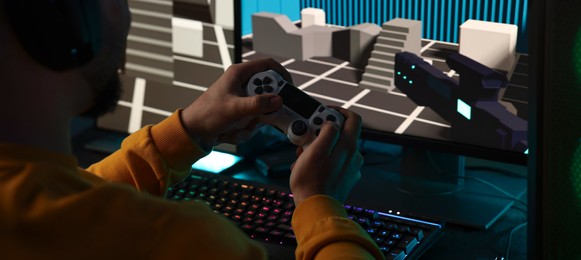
[575,28,581,83]
[192,151,242,173]
[403,75,407,79]
[572,140,581,203]
[409,80,413,84]
[524,149,529,155]
[411,65,416,70]
[397,71,401,75]
[457,99,472,120]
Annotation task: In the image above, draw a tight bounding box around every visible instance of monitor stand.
[348,147,527,230]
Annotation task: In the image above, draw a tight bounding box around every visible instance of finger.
[333,107,362,148]
[296,146,303,157]
[229,58,293,87]
[304,121,340,157]
[230,93,283,118]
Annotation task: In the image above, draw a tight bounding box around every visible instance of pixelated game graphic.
[99,0,529,155]
[243,2,529,154]
[98,0,236,133]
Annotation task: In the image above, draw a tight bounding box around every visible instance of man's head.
[0,0,130,117]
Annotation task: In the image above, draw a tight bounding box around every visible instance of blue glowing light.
[409,80,413,84]
[411,65,416,70]
[191,151,242,173]
[397,71,401,75]
[403,75,407,79]
[457,99,472,120]
[524,149,529,155]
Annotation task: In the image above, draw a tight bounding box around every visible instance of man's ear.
[4,0,103,71]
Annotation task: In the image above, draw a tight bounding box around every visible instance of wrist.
[178,109,215,153]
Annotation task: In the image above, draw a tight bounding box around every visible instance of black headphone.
[5,0,102,71]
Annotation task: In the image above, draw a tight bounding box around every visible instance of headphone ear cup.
[5,0,101,71]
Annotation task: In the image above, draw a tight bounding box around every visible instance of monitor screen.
[239,0,530,229]
[240,0,529,165]
[93,0,531,229]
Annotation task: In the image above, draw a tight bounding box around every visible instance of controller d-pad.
[326,115,336,122]
[263,77,272,85]
[254,87,264,94]
[318,107,325,113]
[291,121,308,136]
[313,117,323,125]
[264,85,274,93]
[253,78,263,86]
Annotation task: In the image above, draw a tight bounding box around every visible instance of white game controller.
[246,70,345,147]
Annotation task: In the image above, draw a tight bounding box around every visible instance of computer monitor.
[96,0,529,229]
[240,0,529,229]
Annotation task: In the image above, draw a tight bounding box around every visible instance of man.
[0,0,383,259]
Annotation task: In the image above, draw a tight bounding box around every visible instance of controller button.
[264,85,274,93]
[254,87,264,94]
[263,77,272,85]
[291,121,308,136]
[315,129,321,136]
[278,81,284,87]
[313,117,323,125]
[253,78,263,86]
[326,115,337,122]
[318,107,325,112]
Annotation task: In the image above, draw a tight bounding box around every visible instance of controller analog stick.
[291,121,308,136]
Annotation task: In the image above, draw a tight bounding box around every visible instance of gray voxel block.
[252,13,302,59]
[459,20,517,71]
[332,23,381,69]
[301,7,326,27]
[360,18,422,93]
[252,12,340,61]
[291,26,341,59]
[350,23,381,68]
[174,0,213,23]
[381,18,422,55]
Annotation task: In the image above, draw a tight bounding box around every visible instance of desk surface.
[73,129,528,260]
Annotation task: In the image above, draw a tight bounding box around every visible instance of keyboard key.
[386,249,406,260]
[397,235,418,254]
[411,228,425,241]
[397,225,412,233]
[282,233,297,245]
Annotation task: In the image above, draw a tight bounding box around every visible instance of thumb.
[234,94,283,116]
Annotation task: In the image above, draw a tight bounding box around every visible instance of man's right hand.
[289,108,364,206]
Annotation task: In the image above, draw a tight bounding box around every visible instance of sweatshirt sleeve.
[87,110,209,196]
[292,195,385,260]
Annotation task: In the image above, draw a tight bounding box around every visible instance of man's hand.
[289,108,364,206]
[180,59,291,150]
